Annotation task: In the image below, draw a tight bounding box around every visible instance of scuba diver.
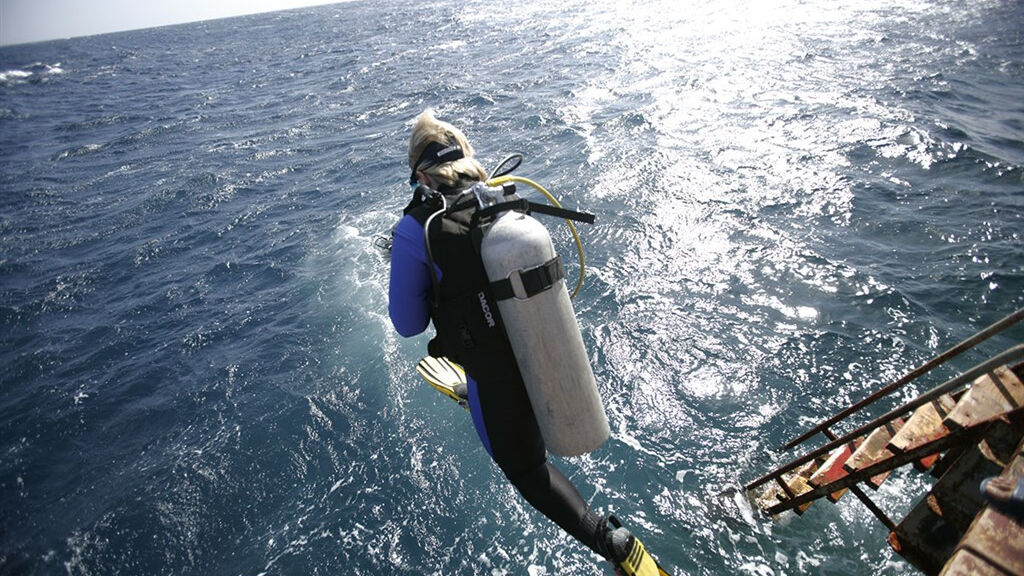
[388,109,668,575]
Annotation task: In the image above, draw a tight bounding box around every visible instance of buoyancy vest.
[405,188,521,382]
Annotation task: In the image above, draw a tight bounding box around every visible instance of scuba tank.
[481,210,609,456]
[414,177,608,456]
[471,183,609,456]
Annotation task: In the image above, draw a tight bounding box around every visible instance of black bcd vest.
[406,191,520,381]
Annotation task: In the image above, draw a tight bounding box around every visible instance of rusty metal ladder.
[744,307,1024,529]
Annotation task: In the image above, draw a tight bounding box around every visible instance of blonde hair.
[408,109,487,189]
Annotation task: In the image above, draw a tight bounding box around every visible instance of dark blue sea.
[2,0,1022,574]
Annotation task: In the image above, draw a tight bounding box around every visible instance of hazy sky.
[0,0,345,46]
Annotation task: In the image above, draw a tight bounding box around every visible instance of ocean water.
[1,0,1022,574]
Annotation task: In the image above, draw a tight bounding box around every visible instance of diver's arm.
[388,215,433,337]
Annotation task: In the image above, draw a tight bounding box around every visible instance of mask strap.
[410,141,465,183]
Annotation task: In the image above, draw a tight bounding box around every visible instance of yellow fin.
[415,356,468,410]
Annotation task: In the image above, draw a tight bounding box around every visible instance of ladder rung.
[888,394,957,468]
[945,365,1024,431]
[845,418,905,488]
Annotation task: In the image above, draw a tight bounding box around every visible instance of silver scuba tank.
[477,187,609,456]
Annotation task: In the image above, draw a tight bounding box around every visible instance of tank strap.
[490,256,564,301]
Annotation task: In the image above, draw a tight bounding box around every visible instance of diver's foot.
[598,515,667,576]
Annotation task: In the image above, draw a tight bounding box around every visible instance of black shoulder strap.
[471,199,595,227]
[526,202,595,224]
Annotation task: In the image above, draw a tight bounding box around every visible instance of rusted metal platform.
[888,415,1023,575]
[940,434,1024,576]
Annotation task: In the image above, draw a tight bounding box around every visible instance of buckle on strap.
[490,256,564,301]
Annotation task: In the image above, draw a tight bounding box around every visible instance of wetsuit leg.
[507,461,606,557]
[467,372,604,557]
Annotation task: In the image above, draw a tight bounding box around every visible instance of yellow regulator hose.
[486,175,587,299]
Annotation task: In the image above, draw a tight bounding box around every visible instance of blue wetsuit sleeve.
[388,214,435,337]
